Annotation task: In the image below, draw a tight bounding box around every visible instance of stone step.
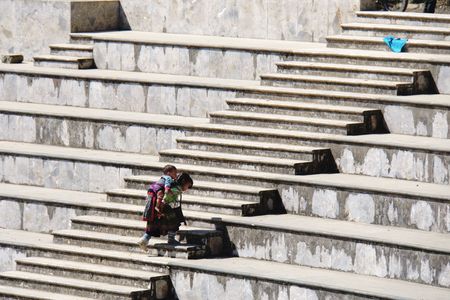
[342,22,450,41]
[1,63,449,133]
[260,73,418,95]
[180,210,450,287]
[71,215,222,240]
[176,135,330,160]
[3,229,450,299]
[70,33,94,44]
[226,97,381,122]
[124,177,275,203]
[106,188,259,216]
[89,30,325,80]
[159,148,314,175]
[209,110,368,135]
[2,131,450,186]
[33,55,94,69]
[49,43,94,58]
[356,11,450,28]
[0,285,94,300]
[0,271,151,299]
[52,229,211,259]
[275,60,426,81]
[0,229,172,273]
[327,35,450,55]
[15,257,170,293]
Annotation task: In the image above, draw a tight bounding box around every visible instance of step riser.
[176,140,317,160]
[70,37,93,45]
[25,247,167,274]
[276,65,415,82]
[0,73,233,118]
[106,194,246,216]
[53,235,150,255]
[342,28,450,41]
[261,78,406,95]
[15,263,156,289]
[282,54,439,71]
[210,116,350,135]
[328,40,450,55]
[160,153,301,175]
[356,16,450,28]
[50,49,93,58]
[278,183,450,233]
[33,60,84,70]
[227,103,366,122]
[0,278,138,300]
[196,219,450,287]
[0,113,186,155]
[93,40,279,80]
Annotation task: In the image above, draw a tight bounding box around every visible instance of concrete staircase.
[33,34,94,69]
[0,9,450,300]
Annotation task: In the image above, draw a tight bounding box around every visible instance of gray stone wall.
[119,0,364,42]
[0,0,121,60]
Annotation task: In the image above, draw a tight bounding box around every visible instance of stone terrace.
[1,2,450,300]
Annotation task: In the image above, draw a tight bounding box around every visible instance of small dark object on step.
[1,54,23,64]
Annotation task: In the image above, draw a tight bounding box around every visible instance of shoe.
[168,234,180,245]
[137,237,149,251]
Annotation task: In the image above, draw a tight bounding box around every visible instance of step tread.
[53,229,203,250]
[356,11,450,22]
[16,256,167,280]
[108,188,257,206]
[210,110,358,127]
[1,229,448,300]
[261,72,409,87]
[276,60,425,74]
[227,97,378,114]
[160,148,309,166]
[85,30,326,53]
[0,285,94,300]
[33,55,93,62]
[327,34,450,47]
[49,44,94,51]
[72,215,223,235]
[342,22,450,33]
[0,271,146,294]
[177,135,328,153]
[1,64,450,109]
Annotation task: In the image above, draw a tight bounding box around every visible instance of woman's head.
[176,173,193,191]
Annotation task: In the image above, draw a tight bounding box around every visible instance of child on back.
[138,166,194,250]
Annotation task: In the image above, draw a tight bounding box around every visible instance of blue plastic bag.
[383,35,408,53]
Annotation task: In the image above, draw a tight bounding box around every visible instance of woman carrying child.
[138,165,194,250]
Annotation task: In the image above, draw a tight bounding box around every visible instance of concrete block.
[0,200,22,229]
[23,203,51,232]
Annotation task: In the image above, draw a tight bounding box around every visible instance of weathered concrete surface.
[0,0,121,60]
[118,0,364,42]
[0,111,191,154]
[0,68,246,118]
[92,32,324,80]
[217,215,450,287]
[279,183,450,233]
